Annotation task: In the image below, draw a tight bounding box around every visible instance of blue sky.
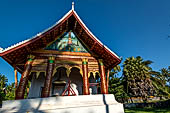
[0,0,170,83]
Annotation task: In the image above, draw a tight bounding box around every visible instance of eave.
[0,8,121,72]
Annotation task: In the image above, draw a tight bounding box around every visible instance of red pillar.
[99,59,108,94]
[15,55,35,100]
[82,58,90,95]
[41,56,55,98]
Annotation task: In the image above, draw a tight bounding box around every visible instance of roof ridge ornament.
[72,2,74,11]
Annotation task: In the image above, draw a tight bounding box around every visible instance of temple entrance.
[52,67,68,96]
[89,72,99,94]
[51,67,83,96]
[69,67,83,95]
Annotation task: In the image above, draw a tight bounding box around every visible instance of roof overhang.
[0,8,121,72]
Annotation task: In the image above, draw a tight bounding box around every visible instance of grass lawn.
[125,108,170,113]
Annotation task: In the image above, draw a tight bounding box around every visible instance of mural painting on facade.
[45,31,88,53]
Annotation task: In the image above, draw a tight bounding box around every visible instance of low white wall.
[1,94,124,113]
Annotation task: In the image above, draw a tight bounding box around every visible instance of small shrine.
[0,3,121,100]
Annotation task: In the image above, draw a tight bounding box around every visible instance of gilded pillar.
[99,59,108,94]
[15,55,35,100]
[41,56,55,98]
[82,58,90,95]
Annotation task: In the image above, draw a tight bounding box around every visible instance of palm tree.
[122,56,155,99]
[150,67,170,97]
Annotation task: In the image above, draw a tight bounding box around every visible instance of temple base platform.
[0,94,124,113]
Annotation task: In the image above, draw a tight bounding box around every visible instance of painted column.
[14,66,18,88]
[41,56,55,98]
[15,55,35,100]
[106,70,110,93]
[99,59,108,94]
[82,58,90,95]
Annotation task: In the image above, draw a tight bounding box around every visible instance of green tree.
[5,83,15,100]
[0,74,17,104]
[0,74,8,104]
[108,65,129,103]
[122,56,155,98]
[109,77,128,103]
[150,67,170,98]
[109,65,121,78]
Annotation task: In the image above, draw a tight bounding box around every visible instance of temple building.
[0,3,121,100]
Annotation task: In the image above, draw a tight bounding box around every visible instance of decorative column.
[14,66,18,88]
[82,58,90,95]
[106,70,110,93]
[98,59,108,94]
[15,55,35,100]
[41,56,55,98]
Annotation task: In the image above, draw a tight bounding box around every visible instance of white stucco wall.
[28,68,98,98]
[28,73,45,98]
